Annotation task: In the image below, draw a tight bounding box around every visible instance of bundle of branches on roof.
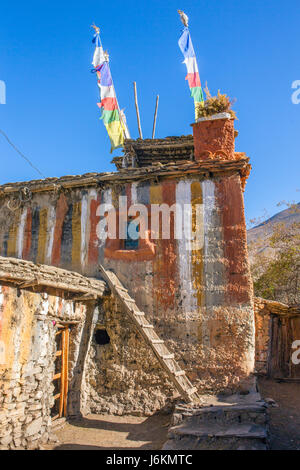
[196,85,237,119]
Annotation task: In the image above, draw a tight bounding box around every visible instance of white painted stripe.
[202,180,215,260]
[17,208,27,259]
[131,183,138,205]
[176,181,197,318]
[45,206,56,265]
[81,193,88,269]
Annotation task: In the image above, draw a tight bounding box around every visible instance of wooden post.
[133,82,143,139]
[152,95,159,139]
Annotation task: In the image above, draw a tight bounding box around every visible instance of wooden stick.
[133,82,143,139]
[152,95,159,139]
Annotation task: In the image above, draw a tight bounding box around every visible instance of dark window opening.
[124,219,139,250]
[95,329,110,346]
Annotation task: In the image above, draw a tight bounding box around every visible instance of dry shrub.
[196,84,237,119]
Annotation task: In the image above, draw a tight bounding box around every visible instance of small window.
[95,329,110,345]
[124,219,139,250]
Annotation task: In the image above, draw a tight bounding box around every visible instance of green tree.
[249,204,300,304]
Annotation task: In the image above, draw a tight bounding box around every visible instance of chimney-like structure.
[192,113,236,161]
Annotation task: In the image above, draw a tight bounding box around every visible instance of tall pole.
[133,82,143,139]
[152,95,159,139]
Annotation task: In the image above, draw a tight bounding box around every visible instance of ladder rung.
[188,387,198,396]
[142,325,154,329]
[55,351,62,357]
[152,340,164,344]
[174,370,186,377]
[124,298,136,304]
[162,354,174,360]
[53,373,62,381]
[134,312,145,316]
[53,393,61,401]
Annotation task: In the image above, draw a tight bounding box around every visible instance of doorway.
[51,324,70,421]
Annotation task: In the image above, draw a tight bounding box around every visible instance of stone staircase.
[163,401,269,450]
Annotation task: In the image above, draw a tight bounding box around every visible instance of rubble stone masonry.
[0,282,90,449]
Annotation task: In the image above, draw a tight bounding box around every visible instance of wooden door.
[51,325,69,421]
[269,315,300,379]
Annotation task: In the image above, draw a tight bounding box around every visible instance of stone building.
[254,297,300,378]
[0,114,262,449]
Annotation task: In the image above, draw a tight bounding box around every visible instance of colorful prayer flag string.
[178,15,204,121]
[91,26,130,153]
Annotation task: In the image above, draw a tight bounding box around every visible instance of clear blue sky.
[0,0,299,224]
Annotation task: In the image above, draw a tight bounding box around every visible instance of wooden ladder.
[99,265,199,404]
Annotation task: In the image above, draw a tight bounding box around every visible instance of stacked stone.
[0,324,56,450]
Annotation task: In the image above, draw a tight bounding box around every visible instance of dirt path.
[46,413,170,450]
[258,377,300,450]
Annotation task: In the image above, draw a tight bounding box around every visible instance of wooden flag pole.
[152,95,159,139]
[133,82,143,139]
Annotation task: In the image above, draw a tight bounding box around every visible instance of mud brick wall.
[0,283,87,450]
[0,170,255,398]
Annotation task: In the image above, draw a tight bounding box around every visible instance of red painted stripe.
[153,181,178,315]
[186,72,201,88]
[88,193,101,265]
[215,175,251,304]
[22,208,32,260]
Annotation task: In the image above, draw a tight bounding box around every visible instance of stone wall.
[254,299,272,375]
[0,282,89,450]
[0,168,255,396]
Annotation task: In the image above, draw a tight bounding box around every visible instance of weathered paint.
[7,210,20,257]
[72,201,82,269]
[176,180,197,318]
[52,193,68,266]
[0,172,255,394]
[216,174,251,304]
[60,203,73,267]
[80,192,89,271]
[88,192,101,266]
[17,208,27,259]
[37,208,48,264]
[22,208,32,260]
[45,206,56,265]
[30,207,40,263]
[191,181,204,309]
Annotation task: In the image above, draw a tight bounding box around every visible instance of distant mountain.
[247,203,300,259]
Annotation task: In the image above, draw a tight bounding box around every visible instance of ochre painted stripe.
[191,181,204,309]
[37,208,48,264]
[7,211,20,258]
[72,201,81,268]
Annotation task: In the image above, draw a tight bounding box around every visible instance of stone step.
[164,422,268,450]
[172,403,268,427]
[163,435,268,451]
[168,423,267,440]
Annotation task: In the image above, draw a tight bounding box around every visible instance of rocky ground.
[258,377,300,450]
